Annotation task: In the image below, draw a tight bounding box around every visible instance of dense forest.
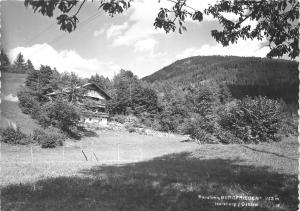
[143,56,299,104]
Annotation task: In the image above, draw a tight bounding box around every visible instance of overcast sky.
[2,0,271,79]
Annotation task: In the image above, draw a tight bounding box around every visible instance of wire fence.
[2,143,146,165]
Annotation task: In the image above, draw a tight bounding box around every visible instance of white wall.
[85,90,105,100]
[84,117,108,125]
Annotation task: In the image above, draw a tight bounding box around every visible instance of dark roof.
[82,83,111,100]
[46,82,111,100]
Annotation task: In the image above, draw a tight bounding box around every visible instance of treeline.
[0,50,35,74]
[89,70,297,143]
[143,56,299,105]
[2,52,297,146]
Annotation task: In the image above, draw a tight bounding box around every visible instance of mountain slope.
[143,56,299,103]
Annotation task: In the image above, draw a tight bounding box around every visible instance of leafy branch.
[24,0,299,59]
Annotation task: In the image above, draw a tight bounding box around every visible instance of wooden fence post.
[30,147,33,163]
[82,150,88,161]
[117,143,120,164]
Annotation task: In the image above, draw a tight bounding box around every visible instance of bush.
[218,96,283,143]
[156,113,182,132]
[33,127,65,148]
[38,100,81,133]
[110,114,127,124]
[17,90,40,115]
[127,127,136,133]
[0,126,28,145]
[280,113,298,136]
[125,115,141,127]
[213,126,242,144]
[150,119,163,131]
[179,117,209,143]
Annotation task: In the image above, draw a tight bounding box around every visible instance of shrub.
[110,114,127,124]
[280,113,298,136]
[156,113,181,132]
[0,126,28,145]
[213,126,242,144]
[218,96,283,143]
[67,125,84,140]
[150,119,163,131]
[17,90,40,115]
[123,115,144,133]
[124,115,140,126]
[38,100,81,133]
[33,127,66,148]
[127,127,136,133]
[179,117,209,143]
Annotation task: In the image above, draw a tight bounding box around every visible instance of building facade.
[46,83,111,126]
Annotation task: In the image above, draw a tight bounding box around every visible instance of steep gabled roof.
[82,83,111,100]
[46,82,111,100]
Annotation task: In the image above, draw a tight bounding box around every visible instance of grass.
[0,72,39,134]
[1,131,298,211]
[0,100,40,135]
[1,72,27,96]
[1,72,40,134]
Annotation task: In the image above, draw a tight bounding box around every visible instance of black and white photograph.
[0,0,299,210]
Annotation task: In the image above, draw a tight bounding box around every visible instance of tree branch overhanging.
[74,0,87,17]
[23,0,299,59]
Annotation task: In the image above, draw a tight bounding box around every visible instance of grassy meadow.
[1,130,298,211]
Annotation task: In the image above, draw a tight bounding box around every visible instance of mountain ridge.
[143,55,299,104]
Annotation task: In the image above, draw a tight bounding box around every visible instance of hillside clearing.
[1,131,298,210]
[1,72,40,134]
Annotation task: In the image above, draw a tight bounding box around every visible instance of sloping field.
[1,72,27,96]
[0,72,39,134]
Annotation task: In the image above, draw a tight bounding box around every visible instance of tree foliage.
[0,49,11,72]
[56,72,86,103]
[38,99,81,133]
[108,69,159,115]
[205,0,299,59]
[25,59,35,73]
[218,96,283,143]
[0,126,28,145]
[18,67,84,137]
[24,0,131,33]
[24,0,299,59]
[33,127,65,148]
[89,73,113,92]
[14,52,25,67]
[1,50,36,73]
[144,55,299,105]
[25,65,60,101]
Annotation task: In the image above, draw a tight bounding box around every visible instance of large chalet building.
[46,83,111,126]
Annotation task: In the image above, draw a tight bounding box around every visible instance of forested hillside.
[143,56,299,104]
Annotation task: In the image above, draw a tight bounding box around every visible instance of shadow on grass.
[67,127,99,140]
[2,152,298,211]
[82,129,99,138]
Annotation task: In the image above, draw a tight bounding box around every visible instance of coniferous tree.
[0,49,11,72]
[25,59,35,73]
[108,69,159,115]
[89,73,112,91]
[13,52,26,73]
